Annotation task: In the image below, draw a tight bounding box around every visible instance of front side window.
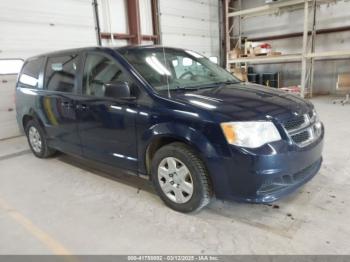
[18,57,44,88]
[119,48,239,92]
[45,54,78,93]
[83,53,133,98]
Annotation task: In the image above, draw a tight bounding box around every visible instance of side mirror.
[104,81,134,100]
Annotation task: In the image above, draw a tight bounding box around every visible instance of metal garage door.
[159,0,220,60]
[0,0,96,139]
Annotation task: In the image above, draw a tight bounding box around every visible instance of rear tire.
[151,142,212,213]
[25,120,56,158]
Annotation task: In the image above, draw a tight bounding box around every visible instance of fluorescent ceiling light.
[146,56,171,76]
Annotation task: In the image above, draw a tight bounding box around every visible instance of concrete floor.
[0,96,349,255]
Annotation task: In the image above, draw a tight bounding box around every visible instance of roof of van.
[26,45,183,60]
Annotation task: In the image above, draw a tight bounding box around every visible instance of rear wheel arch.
[22,115,33,130]
[22,112,45,132]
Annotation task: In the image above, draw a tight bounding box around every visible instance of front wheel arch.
[145,135,202,175]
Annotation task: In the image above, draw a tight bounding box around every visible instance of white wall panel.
[0,75,20,139]
[98,0,128,33]
[0,0,96,59]
[97,0,129,47]
[139,0,154,35]
[159,0,220,58]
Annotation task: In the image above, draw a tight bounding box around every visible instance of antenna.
[161,45,171,98]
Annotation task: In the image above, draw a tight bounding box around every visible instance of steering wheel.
[179,71,194,80]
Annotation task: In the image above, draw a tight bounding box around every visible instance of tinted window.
[83,53,133,98]
[45,54,78,93]
[18,57,44,88]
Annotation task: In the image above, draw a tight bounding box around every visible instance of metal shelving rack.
[225,0,350,98]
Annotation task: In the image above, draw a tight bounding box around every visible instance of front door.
[76,52,138,171]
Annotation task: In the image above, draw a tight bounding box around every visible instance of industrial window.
[0,59,24,75]
[18,57,44,88]
[45,54,78,93]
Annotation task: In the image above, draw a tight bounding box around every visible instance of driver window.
[83,53,131,98]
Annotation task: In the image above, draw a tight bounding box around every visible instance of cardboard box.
[267,51,282,56]
[229,48,242,59]
[337,74,350,89]
[245,41,273,56]
[232,68,248,82]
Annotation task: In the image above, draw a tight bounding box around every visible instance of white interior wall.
[236,0,350,94]
[0,0,221,59]
[159,0,220,59]
[139,0,154,36]
[0,0,96,59]
[0,75,21,139]
[98,0,129,47]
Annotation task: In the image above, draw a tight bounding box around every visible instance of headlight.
[220,121,281,148]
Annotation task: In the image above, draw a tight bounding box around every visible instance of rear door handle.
[76,104,89,110]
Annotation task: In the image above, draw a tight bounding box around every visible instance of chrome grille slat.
[282,111,320,147]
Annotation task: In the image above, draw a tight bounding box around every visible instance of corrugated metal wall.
[159,0,220,58]
[0,0,96,59]
[0,0,221,59]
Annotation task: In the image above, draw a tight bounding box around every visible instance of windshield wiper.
[171,80,240,91]
[186,80,240,90]
[173,86,200,91]
[212,80,240,86]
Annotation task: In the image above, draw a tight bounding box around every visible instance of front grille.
[283,115,306,131]
[291,130,310,144]
[282,110,321,147]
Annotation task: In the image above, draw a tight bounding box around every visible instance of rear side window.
[18,57,44,88]
[45,54,78,93]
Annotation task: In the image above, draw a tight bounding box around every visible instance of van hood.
[165,83,313,122]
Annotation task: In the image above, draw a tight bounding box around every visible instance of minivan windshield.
[119,48,240,91]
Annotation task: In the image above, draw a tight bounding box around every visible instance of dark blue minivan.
[16,46,324,212]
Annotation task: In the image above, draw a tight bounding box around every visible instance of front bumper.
[206,130,324,203]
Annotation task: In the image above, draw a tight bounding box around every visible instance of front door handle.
[76,104,89,110]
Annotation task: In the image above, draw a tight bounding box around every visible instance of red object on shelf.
[260,43,272,49]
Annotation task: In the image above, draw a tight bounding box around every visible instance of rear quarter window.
[18,57,44,88]
[45,54,78,93]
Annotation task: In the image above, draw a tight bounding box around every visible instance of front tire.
[25,120,56,158]
[151,142,212,213]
